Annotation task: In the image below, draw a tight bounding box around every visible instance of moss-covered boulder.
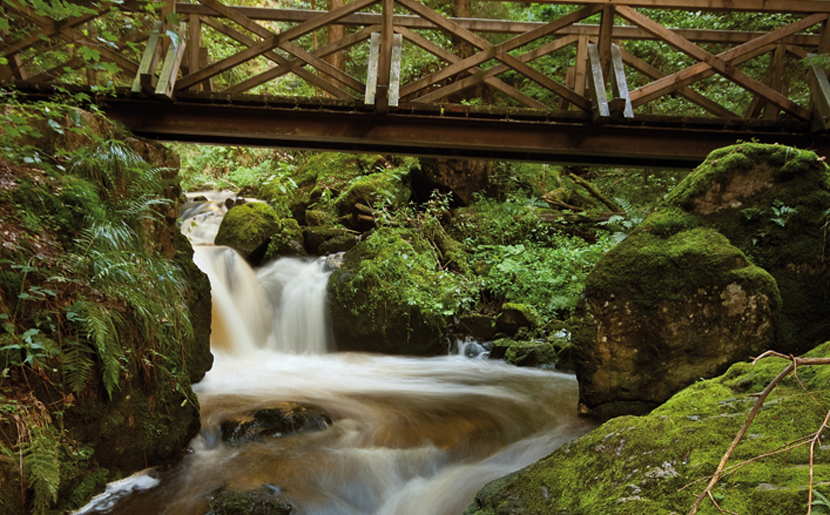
[327,227,473,355]
[495,303,539,336]
[489,338,558,368]
[219,402,331,446]
[573,227,780,418]
[208,487,293,515]
[662,143,830,354]
[215,202,304,264]
[466,342,830,515]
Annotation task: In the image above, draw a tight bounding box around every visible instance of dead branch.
[689,351,830,515]
[566,172,624,213]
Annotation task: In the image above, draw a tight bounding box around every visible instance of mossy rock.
[663,143,830,353]
[466,342,830,515]
[573,227,780,418]
[458,313,497,341]
[489,338,558,368]
[495,303,539,336]
[208,486,293,515]
[327,227,470,355]
[215,203,305,264]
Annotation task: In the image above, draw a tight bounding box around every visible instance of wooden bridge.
[5,0,830,167]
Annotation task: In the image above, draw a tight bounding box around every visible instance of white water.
[77,194,595,515]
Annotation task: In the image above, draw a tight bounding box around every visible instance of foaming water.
[75,209,595,514]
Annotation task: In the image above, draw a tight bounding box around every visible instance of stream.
[74,193,596,515]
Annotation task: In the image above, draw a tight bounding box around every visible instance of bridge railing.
[2,0,830,125]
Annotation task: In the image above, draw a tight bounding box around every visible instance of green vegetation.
[0,97,208,514]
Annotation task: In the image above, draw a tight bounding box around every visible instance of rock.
[215,202,282,261]
[495,303,539,336]
[573,227,780,419]
[411,158,491,206]
[215,203,306,264]
[458,313,497,341]
[661,143,830,354]
[327,227,466,355]
[220,403,332,446]
[489,338,558,368]
[302,226,357,255]
[208,486,293,515]
[465,341,830,515]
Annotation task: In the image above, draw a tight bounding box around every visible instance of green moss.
[327,227,476,355]
[215,202,281,257]
[467,342,830,515]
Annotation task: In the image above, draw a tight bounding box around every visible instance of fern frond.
[23,426,60,515]
[79,301,122,398]
[62,340,94,395]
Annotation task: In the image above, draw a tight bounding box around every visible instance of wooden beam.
[489,0,830,14]
[389,33,403,107]
[376,0,394,113]
[598,4,614,80]
[187,14,202,90]
[609,44,633,119]
[155,24,187,99]
[587,43,610,120]
[133,20,163,93]
[621,6,820,120]
[764,44,786,119]
[365,32,380,106]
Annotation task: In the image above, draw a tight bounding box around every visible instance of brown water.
[74,201,595,515]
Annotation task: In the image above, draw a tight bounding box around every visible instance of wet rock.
[489,338,557,368]
[573,227,779,419]
[458,313,497,341]
[215,202,282,261]
[303,226,358,255]
[208,486,292,515]
[220,402,332,446]
[495,303,539,336]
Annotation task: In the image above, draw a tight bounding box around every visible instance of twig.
[689,352,830,515]
[808,409,830,515]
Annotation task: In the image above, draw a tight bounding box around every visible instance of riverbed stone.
[219,402,332,446]
[572,226,780,419]
[208,486,293,515]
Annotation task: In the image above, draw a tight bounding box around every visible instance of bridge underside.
[95,91,830,169]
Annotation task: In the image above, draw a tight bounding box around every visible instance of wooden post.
[132,20,163,93]
[598,4,615,81]
[609,43,633,118]
[587,42,610,121]
[764,43,785,119]
[375,0,394,113]
[155,23,187,99]
[187,14,202,90]
[161,0,175,55]
[572,35,590,110]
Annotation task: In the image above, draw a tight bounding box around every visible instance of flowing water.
[76,193,596,515]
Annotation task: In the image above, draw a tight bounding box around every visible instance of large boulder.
[466,341,830,515]
[410,158,491,206]
[662,143,830,354]
[572,143,830,418]
[573,226,780,418]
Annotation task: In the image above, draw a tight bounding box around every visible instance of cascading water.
[76,192,597,515]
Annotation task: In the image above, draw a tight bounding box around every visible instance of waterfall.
[74,193,597,515]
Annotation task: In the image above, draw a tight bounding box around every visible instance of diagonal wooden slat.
[618,46,738,118]
[395,25,557,109]
[199,16,356,98]
[618,5,818,120]
[400,3,601,103]
[176,0,371,91]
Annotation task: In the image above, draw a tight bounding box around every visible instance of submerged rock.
[220,402,331,446]
[466,341,830,515]
[208,486,292,515]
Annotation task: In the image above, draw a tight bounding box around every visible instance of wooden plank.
[199,16,359,98]
[199,47,213,91]
[400,4,601,99]
[610,44,633,118]
[376,0,394,113]
[622,7,821,120]
[395,26,552,109]
[493,0,830,14]
[559,66,576,109]
[587,43,609,119]
[573,35,589,100]
[172,4,822,45]
[808,54,830,130]
[155,24,187,99]
[389,33,403,107]
[133,20,163,93]
[618,46,738,118]
[365,32,380,105]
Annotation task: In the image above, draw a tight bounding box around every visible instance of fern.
[23,426,61,515]
[78,301,122,398]
[62,340,94,395]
